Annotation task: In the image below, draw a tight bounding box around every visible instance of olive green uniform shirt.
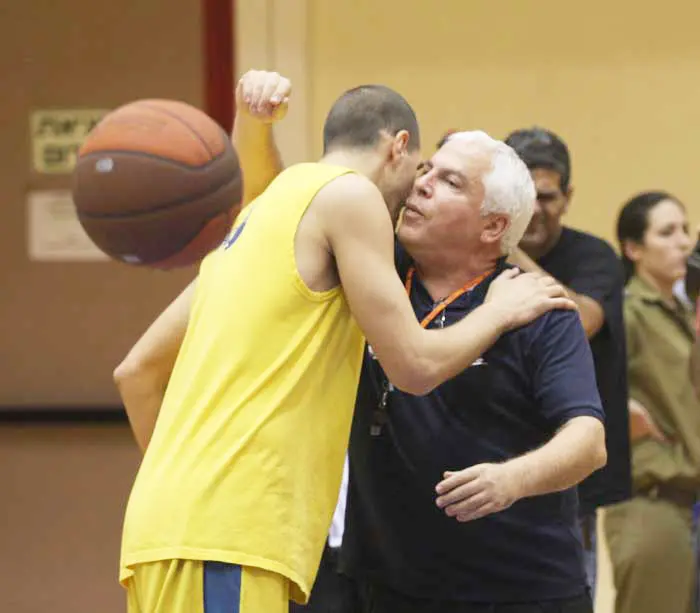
[625,275,700,493]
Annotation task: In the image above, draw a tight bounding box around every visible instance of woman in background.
[606,191,698,613]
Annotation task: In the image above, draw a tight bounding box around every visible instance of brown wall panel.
[0,425,141,612]
[0,0,205,408]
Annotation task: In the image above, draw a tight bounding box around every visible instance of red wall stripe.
[202,0,235,133]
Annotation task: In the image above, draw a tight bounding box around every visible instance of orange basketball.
[72,99,243,269]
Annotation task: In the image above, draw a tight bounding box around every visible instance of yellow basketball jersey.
[120,163,365,603]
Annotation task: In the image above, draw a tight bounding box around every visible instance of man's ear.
[481,213,509,246]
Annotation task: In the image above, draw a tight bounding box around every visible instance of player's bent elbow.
[113,357,150,393]
[392,377,433,396]
[113,357,137,386]
[113,361,131,388]
[386,361,440,396]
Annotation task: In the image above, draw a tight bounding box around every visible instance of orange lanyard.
[404,267,493,328]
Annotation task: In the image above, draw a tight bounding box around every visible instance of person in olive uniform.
[607,190,698,613]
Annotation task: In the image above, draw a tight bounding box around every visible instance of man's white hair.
[447,130,536,254]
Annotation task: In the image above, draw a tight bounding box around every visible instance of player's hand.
[485,268,576,330]
[435,463,521,522]
[235,70,291,123]
[629,398,668,443]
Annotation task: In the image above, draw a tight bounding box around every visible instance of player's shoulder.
[316,169,382,203]
[313,169,386,226]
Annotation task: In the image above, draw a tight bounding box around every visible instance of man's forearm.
[507,416,606,499]
[232,114,283,205]
[410,304,507,394]
[509,248,603,337]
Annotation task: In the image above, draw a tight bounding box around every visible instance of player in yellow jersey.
[114,70,575,613]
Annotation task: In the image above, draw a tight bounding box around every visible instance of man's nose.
[414,174,433,198]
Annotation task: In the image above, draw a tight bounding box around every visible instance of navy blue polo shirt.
[340,246,605,603]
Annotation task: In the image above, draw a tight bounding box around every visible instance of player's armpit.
[114,279,196,451]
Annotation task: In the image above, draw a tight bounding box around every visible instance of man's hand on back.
[485,268,576,330]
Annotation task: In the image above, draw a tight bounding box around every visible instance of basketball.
[72,99,244,269]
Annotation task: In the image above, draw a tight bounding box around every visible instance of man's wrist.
[479,302,514,334]
[502,456,531,501]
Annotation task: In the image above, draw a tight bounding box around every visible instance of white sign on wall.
[26,190,108,262]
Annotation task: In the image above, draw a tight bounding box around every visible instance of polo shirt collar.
[409,257,508,308]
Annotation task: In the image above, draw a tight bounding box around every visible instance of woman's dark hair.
[616,190,680,283]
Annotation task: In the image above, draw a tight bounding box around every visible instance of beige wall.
[308,0,700,247]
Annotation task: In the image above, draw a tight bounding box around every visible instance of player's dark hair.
[323,85,420,154]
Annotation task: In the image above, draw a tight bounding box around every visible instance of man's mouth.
[403,202,423,217]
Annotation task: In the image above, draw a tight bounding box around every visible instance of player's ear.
[391,130,410,160]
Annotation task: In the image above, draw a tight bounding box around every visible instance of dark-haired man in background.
[504,127,632,595]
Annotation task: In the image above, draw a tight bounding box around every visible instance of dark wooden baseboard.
[0,407,127,424]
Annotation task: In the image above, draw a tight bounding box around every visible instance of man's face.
[519,167,570,256]
[626,199,692,286]
[397,139,491,256]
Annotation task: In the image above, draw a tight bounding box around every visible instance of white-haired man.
[340,131,606,613]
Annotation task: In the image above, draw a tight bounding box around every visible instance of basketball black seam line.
[134,101,219,158]
[77,172,239,220]
[78,148,224,171]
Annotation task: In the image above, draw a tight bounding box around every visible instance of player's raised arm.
[319,174,575,395]
[232,70,290,205]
